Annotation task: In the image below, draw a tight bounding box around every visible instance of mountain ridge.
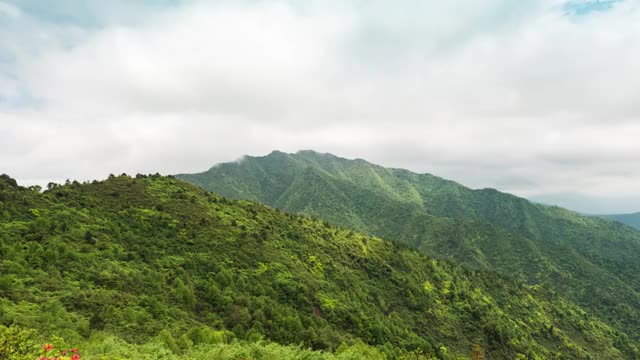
[3,173,637,358]
[597,212,640,230]
[176,150,640,341]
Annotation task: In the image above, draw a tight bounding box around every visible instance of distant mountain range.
[177,150,640,342]
[597,213,640,230]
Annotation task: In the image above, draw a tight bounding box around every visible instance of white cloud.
[1,0,640,213]
[0,1,20,18]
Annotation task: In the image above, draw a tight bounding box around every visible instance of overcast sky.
[1,0,639,214]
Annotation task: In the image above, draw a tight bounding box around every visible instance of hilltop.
[0,173,636,359]
[177,150,640,341]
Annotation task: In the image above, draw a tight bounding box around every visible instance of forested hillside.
[0,174,636,359]
[177,150,640,341]
[598,213,640,230]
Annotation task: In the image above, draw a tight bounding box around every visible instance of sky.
[0,0,639,214]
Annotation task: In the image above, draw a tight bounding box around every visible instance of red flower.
[72,354,80,360]
[43,343,53,351]
[72,348,78,353]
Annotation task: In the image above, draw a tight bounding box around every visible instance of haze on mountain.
[597,212,640,230]
[3,0,640,359]
[177,150,640,343]
[2,0,640,215]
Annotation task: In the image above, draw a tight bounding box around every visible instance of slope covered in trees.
[598,212,640,230]
[0,174,636,359]
[177,150,640,341]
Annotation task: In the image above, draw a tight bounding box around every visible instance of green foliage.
[177,150,640,342]
[0,326,40,360]
[598,212,640,230]
[0,173,637,358]
[2,332,390,360]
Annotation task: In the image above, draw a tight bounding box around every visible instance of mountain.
[1,174,637,359]
[177,150,640,342]
[598,213,640,230]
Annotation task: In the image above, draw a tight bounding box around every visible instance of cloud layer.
[1,0,639,213]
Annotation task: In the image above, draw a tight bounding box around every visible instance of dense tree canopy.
[177,150,640,341]
[0,174,637,359]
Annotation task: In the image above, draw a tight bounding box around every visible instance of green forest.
[598,213,640,230]
[178,150,640,348]
[1,173,637,359]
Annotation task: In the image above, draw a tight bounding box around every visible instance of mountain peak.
[176,152,640,342]
[267,149,287,156]
[294,149,336,158]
